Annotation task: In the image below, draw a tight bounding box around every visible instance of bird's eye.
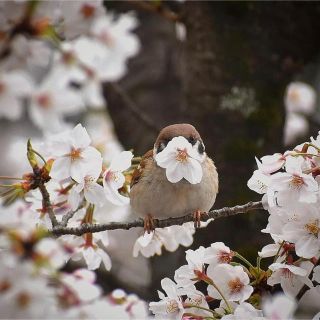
[188,136,196,145]
[156,140,168,153]
[198,141,205,154]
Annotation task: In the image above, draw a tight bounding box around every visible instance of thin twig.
[110,83,161,133]
[61,203,85,227]
[38,182,59,228]
[51,201,263,236]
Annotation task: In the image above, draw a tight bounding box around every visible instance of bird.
[130,123,219,233]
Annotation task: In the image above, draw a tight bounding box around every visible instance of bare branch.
[38,182,59,228]
[51,201,264,236]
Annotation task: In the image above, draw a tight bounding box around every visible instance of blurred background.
[1,0,320,302]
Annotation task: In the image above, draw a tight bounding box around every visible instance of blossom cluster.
[0,0,139,132]
[247,132,320,300]
[148,242,297,319]
[0,209,148,319]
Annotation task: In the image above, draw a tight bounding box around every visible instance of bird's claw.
[144,214,155,234]
[193,210,208,229]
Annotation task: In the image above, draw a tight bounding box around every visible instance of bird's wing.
[130,149,154,188]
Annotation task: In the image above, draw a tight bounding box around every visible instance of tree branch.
[51,201,263,236]
[38,182,59,228]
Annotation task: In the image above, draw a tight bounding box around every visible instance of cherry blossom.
[59,269,102,304]
[255,153,286,174]
[155,136,204,184]
[90,13,140,81]
[174,246,206,286]
[50,124,103,183]
[267,156,318,205]
[34,238,69,270]
[73,244,112,271]
[206,264,253,303]
[103,151,133,205]
[281,205,320,258]
[29,72,85,132]
[0,70,33,120]
[59,0,106,39]
[133,223,195,258]
[204,242,234,266]
[247,169,271,194]
[285,82,316,115]
[149,278,185,319]
[262,293,297,320]
[284,112,309,146]
[268,261,314,297]
[221,302,263,320]
[69,167,105,208]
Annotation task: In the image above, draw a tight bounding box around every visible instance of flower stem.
[234,252,255,270]
[201,276,233,314]
[32,149,47,164]
[273,241,284,263]
[256,256,262,273]
[0,176,23,180]
[184,304,215,315]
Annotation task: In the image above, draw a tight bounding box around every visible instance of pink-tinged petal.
[104,170,125,191]
[68,186,82,210]
[50,157,71,181]
[0,94,23,120]
[84,182,105,206]
[71,124,91,148]
[155,150,176,168]
[94,231,109,247]
[302,174,319,192]
[247,170,270,194]
[70,160,86,183]
[299,188,317,203]
[82,146,103,168]
[83,247,101,270]
[184,158,203,184]
[83,80,105,109]
[160,278,178,299]
[54,88,84,114]
[110,151,133,171]
[29,102,64,131]
[137,232,154,247]
[295,236,319,259]
[270,172,292,190]
[104,182,129,206]
[166,162,184,183]
[97,248,112,271]
[73,268,96,283]
[75,281,101,302]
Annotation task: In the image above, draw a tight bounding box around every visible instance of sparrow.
[130,123,219,232]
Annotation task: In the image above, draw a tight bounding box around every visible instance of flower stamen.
[166,299,179,314]
[176,148,188,163]
[69,148,82,162]
[228,277,244,294]
[305,219,319,237]
[290,175,304,189]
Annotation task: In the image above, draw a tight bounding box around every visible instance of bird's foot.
[144,213,155,234]
[193,210,208,229]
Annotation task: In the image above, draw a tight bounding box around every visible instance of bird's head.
[154,123,206,159]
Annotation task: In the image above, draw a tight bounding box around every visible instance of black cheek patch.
[198,142,205,154]
[188,136,196,145]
